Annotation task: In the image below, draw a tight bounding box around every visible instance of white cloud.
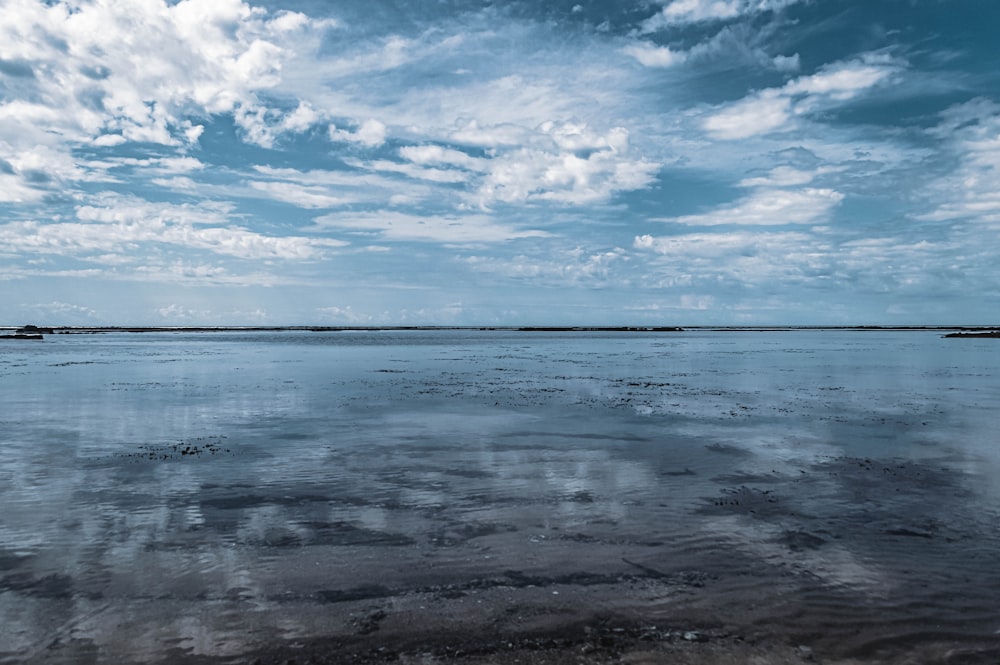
[329,118,387,147]
[312,211,550,244]
[738,165,840,188]
[472,123,657,207]
[399,145,486,170]
[772,54,800,72]
[918,99,1000,225]
[632,225,987,298]
[92,134,128,147]
[247,164,442,209]
[624,295,716,311]
[703,91,791,140]
[658,187,843,226]
[312,34,453,79]
[1,0,318,140]
[0,0,331,196]
[623,42,687,68]
[460,247,629,284]
[0,195,346,261]
[19,300,100,320]
[90,155,206,176]
[635,229,812,255]
[449,120,528,148]
[633,229,832,287]
[784,61,894,99]
[643,0,805,29]
[476,148,655,206]
[315,305,379,324]
[157,303,213,321]
[281,101,321,132]
[541,122,631,154]
[703,55,902,139]
[347,123,652,209]
[362,160,472,184]
[248,180,350,208]
[0,173,47,203]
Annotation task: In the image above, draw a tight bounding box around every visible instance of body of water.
[2,330,999,663]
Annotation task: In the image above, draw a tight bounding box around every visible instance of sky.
[1,0,999,326]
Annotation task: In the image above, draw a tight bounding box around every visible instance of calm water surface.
[1,330,999,662]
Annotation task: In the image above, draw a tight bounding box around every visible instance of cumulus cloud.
[329,118,387,147]
[281,101,321,132]
[475,149,657,206]
[472,123,656,207]
[0,0,329,196]
[1,0,317,140]
[351,123,653,208]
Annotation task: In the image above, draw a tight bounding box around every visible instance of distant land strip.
[3,325,1000,335]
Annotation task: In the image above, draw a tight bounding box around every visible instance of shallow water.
[1,330,999,662]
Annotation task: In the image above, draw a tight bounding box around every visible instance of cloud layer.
[1,0,997,324]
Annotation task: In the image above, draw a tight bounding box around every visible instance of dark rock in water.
[0,324,50,339]
[944,331,1000,338]
[0,332,44,340]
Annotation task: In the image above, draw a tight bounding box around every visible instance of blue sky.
[1,0,998,325]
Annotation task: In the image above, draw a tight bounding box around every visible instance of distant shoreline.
[2,324,999,335]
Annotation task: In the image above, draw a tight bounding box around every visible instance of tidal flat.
[2,329,999,664]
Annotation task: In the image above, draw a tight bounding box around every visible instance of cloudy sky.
[1,0,998,325]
